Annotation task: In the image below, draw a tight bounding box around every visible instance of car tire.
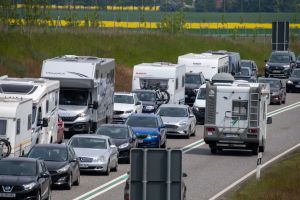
[252,147,259,155]
[104,161,111,176]
[66,174,72,190]
[210,147,217,154]
[161,139,167,148]
[185,127,191,139]
[74,174,80,186]
[112,161,118,172]
[191,127,196,136]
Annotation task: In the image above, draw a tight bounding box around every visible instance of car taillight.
[248,128,258,134]
[206,128,215,132]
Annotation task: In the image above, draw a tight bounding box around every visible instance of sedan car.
[0,157,51,200]
[156,104,196,138]
[234,67,257,83]
[286,68,300,92]
[125,113,167,148]
[27,144,80,190]
[96,124,137,163]
[132,89,166,113]
[68,134,118,175]
[258,77,286,104]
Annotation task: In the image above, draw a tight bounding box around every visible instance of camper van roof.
[212,73,235,83]
[179,53,228,60]
[46,55,110,64]
[137,62,182,68]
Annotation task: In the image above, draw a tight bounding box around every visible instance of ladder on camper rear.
[249,88,260,128]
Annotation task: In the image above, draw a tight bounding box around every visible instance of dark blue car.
[125,113,167,148]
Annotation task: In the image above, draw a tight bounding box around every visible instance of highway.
[52,93,300,200]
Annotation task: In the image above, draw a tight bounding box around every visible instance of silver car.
[68,134,118,175]
[156,104,197,138]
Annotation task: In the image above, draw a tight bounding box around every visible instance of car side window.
[37,161,43,174]
[108,139,112,146]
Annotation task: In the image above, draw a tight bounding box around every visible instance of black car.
[286,68,300,92]
[184,72,206,106]
[265,51,296,78]
[96,124,137,163]
[0,157,51,200]
[132,89,166,113]
[258,77,286,104]
[27,144,80,190]
[296,55,300,68]
[241,60,258,77]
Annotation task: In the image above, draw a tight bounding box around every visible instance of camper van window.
[185,74,202,84]
[176,78,178,90]
[197,88,206,100]
[114,95,134,104]
[135,91,156,102]
[95,70,99,79]
[140,79,168,90]
[16,119,21,135]
[0,84,36,94]
[182,76,185,87]
[28,114,32,130]
[46,100,49,113]
[59,89,89,106]
[32,107,37,124]
[37,107,42,125]
[55,91,59,106]
[232,101,248,120]
[0,120,6,136]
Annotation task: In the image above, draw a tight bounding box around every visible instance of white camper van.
[0,76,60,145]
[41,55,115,135]
[204,82,272,155]
[0,98,33,157]
[132,62,186,104]
[178,53,229,81]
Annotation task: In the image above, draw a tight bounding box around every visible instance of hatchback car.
[0,157,51,200]
[27,144,80,190]
[156,104,196,138]
[125,113,167,148]
[68,134,118,175]
[258,77,286,104]
[96,124,137,163]
[132,89,166,113]
[286,68,300,92]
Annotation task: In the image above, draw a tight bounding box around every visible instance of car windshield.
[114,95,134,104]
[126,116,158,128]
[269,53,290,63]
[96,127,129,139]
[157,107,188,117]
[28,147,68,162]
[241,61,251,68]
[240,68,250,76]
[0,161,36,176]
[134,91,156,102]
[258,79,281,88]
[291,70,300,77]
[297,55,300,61]
[185,74,202,84]
[69,137,107,149]
[59,89,88,106]
[197,88,206,100]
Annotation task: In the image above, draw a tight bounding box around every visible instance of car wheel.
[252,147,259,155]
[185,127,191,139]
[66,174,72,190]
[161,139,167,148]
[210,147,217,154]
[112,160,118,172]
[104,161,111,176]
[191,126,196,136]
[74,174,80,186]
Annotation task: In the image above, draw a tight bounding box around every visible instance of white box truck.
[41,55,115,135]
[178,53,229,81]
[204,81,272,155]
[0,98,33,157]
[132,62,185,104]
[0,76,60,145]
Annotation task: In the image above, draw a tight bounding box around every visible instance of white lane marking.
[267,101,300,115]
[267,103,300,117]
[208,143,300,200]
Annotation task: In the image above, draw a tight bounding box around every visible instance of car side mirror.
[40,172,50,178]
[71,158,78,162]
[42,118,48,127]
[267,117,272,124]
[110,144,117,149]
[136,101,142,105]
[182,172,188,178]
[189,114,194,118]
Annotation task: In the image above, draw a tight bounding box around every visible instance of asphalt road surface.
[52,93,300,200]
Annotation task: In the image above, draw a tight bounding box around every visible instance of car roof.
[0,157,38,163]
[32,144,68,149]
[129,113,158,118]
[114,92,134,96]
[258,77,280,81]
[99,123,129,128]
[271,51,294,54]
[159,104,188,109]
[70,134,110,139]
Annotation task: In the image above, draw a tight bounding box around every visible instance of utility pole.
[223,0,226,12]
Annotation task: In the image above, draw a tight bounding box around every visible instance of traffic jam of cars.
[0,50,299,199]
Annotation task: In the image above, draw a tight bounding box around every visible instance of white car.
[113,92,143,123]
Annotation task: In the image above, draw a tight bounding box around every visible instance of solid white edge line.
[209,143,300,200]
[267,101,300,115]
[267,104,300,117]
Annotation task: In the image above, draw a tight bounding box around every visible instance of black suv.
[184,72,206,106]
[265,51,296,78]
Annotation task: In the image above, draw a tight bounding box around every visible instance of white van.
[192,83,206,124]
[132,62,186,104]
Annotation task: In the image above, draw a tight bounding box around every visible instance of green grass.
[0,29,300,90]
[228,150,300,200]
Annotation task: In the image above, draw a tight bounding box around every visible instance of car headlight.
[119,142,129,149]
[125,110,133,114]
[147,134,158,138]
[93,156,106,162]
[179,121,188,126]
[23,182,37,191]
[283,65,290,69]
[145,106,155,110]
[265,64,269,68]
[78,112,87,117]
[287,80,293,84]
[57,165,69,173]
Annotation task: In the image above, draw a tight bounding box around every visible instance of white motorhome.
[0,76,60,145]
[132,62,186,104]
[204,82,272,155]
[41,55,115,135]
[178,53,229,81]
[0,98,33,157]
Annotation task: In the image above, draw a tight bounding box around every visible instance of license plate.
[137,139,144,143]
[272,70,281,73]
[64,128,69,131]
[225,134,238,138]
[80,164,88,168]
[0,193,16,198]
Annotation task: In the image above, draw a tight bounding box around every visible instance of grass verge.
[228,149,300,200]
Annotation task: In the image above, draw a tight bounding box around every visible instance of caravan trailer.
[0,76,60,145]
[41,55,115,135]
[132,62,186,104]
[204,81,272,155]
[0,98,33,157]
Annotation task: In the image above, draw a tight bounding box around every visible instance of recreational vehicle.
[178,53,229,81]
[208,50,241,74]
[132,62,186,104]
[0,76,60,145]
[0,98,33,157]
[41,55,115,136]
[204,81,272,155]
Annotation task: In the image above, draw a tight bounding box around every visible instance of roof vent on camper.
[152,62,173,67]
[63,55,79,61]
[211,73,235,84]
